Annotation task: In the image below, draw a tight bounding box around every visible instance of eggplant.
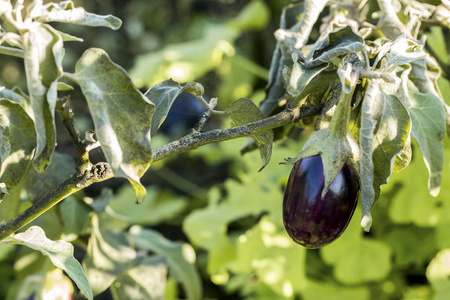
[283,155,359,248]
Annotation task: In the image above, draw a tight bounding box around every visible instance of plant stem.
[0,46,24,58]
[0,163,113,241]
[0,104,321,241]
[152,105,322,162]
[56,97,90,173]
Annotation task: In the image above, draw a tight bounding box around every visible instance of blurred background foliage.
[1,0,450,299]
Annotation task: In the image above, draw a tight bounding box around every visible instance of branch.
[152,105,322,162]
[56,97,90,173]
[0,104,322,241]
[0,163,113,241]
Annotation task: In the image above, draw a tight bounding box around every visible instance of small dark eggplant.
[283,155,359,248]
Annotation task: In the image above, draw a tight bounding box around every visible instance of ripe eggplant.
[283,155,359,248]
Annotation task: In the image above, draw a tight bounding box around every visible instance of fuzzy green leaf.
[146,79,204,136]
[110,256,167,300]
[75,48,154,204]
[282,51,330,103]
[406,80,446,196]
[307,26,365,67]
[83,214,136,295]
[11,226,93,300]
[0,99,36,189]
[22,24,63,172]
[226,98,274,171]
[129,226,202,300]
[359,80,411,225]
[35,1,122,29]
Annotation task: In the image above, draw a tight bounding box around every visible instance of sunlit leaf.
[10,226,93,300]
[0,99,35,189]
[385,36,427,67]
[130,24,238,88]
[129,226,202,300]
[111,256,167,300]
[405,80,446,196]
[226,98,274,170]
[83,214,136,295]
[22,24,63,172]
[321,208,392,284]
[75,48,154,203]
[230,217,307,296]
[359,80,411,225]
[227,0,270,31]
[386,142,450,226]
[302,280,370,300]
[282,51,330,104]
[107,185,186,225]
[426,249,450,300]
[35,1,122,30]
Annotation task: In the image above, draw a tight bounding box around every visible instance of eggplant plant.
[0,0,449,299]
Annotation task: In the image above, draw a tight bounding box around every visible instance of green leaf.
[386,141,450,226]
[382,226,436,268]
[307,26,365,67]
[385,36,427,67]
[23,152,76,202]
[227,0,270,31]
[230,217,308,295]
[22,24,63,172]
[320,208,392,285]
[36,1,122,30]
[359,80,411,224]
[75,48,154,203]
[130,24,238,88]
[405,80,446,196]
[282,50,330,103]
[60,196,91,242]
[107,185,186,226]
[302,280,370,300]
[110,256,167,300]
[83,213,137,295]
[129,226,202,300]
[11,226,93,300]
[57,82,74,91]
[226,98,274,170]
[145,79,203,136]
[0,99,36,189]
[426,249,450,300]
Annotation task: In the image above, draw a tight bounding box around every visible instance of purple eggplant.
[283,155,359,248]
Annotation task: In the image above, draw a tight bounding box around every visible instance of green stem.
[0,175,79,241]
[0,104,322,241]
[328,88,354,138]
[0,163,113,241]
[0,46,24,58]
[152,105,322,162]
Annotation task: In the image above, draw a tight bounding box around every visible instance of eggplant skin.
[283,155,359,248]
